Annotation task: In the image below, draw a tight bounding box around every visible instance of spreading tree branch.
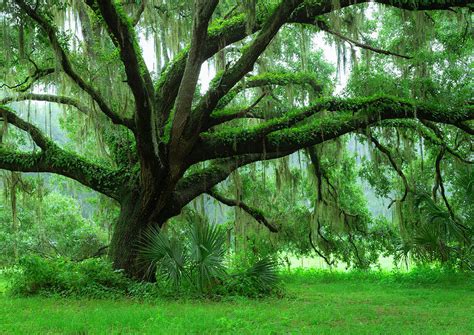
[0,67,55,92]
[168,0,220,174]
[0,106,127,199]
[309,230,334,267]
[1,94,93,116]
[190,96,474,163]
[154,0,470,138]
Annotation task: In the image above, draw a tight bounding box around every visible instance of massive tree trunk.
[109,191,161,280]
[109,186,182,280]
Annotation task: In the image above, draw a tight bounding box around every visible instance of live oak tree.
[1,0,473,279]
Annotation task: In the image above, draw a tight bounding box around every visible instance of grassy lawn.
[0,272,472,334]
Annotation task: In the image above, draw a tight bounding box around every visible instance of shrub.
[218,257,284,298]
[7,255,131,298]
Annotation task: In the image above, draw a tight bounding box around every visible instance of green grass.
[0,270,473,334]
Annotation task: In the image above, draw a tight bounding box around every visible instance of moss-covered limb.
[168,0,220,176]
[43,146,132,201]
[13,0,134,131]
[207,94,267,129]
[0,106,130,199]
[0,146,129,201]
[207,189,279,233]
[290,0,472,26]
[315,20,411,59]
[0,94,93,116]
[0,106,52,149]
[155,0,471,127]
[190,96,474,163]
[189,1,304,134]
[365,132,410,205]
[174,151,291,208]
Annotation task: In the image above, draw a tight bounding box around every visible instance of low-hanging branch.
[309,230,334,267]
[174,151,293,209]
[433,147,456,221]
[207,189,279,233]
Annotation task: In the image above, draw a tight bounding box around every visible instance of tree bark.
[109,192,160,281]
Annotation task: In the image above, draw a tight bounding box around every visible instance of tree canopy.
[0,0,473,278]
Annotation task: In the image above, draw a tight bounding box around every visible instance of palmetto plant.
[138,216,227,293]
[138,213,281,294]
[395,193,472,269]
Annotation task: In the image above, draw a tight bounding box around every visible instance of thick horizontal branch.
[0,107,127,199]
[190,96,474,163]
[0,146,127,200]
[207,189,279,233]
[0,105,52,149]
